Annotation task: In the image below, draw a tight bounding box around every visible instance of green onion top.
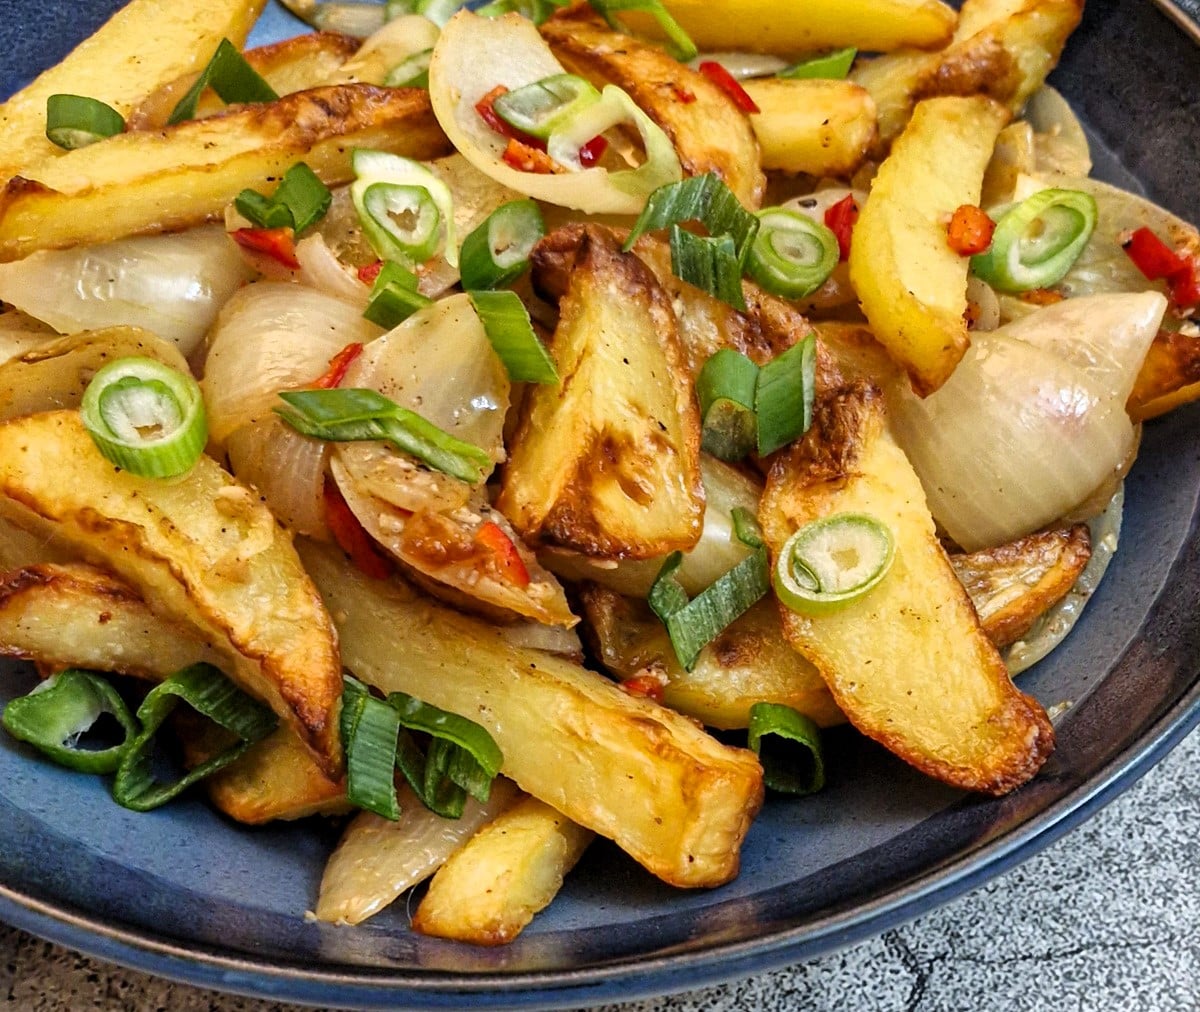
[79,357,207,479]
[587,0,698,61]
[168,38,279,125]
[777,47,857,80]
[625,173,759,265]
[696,348,759,461]
[45,94,125,150]
[383,48,433,89]
[341,675,402,820]
[746,208,839,300]
[747,702,825,794]
[670,226,747,311]
[469,289,559,384]
[774,512,895,616]
[476,0,569,23]
[235,162,332,235]
[755,333,815,457]
[458,199,545,291]
[363,260,433,329]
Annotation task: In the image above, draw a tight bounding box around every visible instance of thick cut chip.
[0,0,266,180]
[848,95,1009,396]
[759,384,1054,794]
[0,412,344,775]
[540,9,764,209]
[300,539,763,888]
[0,85,451,260]
[502,225,704,560]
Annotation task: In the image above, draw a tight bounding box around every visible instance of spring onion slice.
[696,348,759,461]
[235,162,332,235]
[476,0,568,22]
[363,260,433,329]
[587,0,698,61]
[671,227,747,311]
[755,333,815,457]
[747,702,825,794]
[2,670,138,775]
[275,388,492,484]
[649,510,770,670]
[625,173,759,264]
[493,75,602,141]
[341,675,403,820]
[384,48,433,88]
[45,94,125,149]
[79,357,207,479]
[970,188,1098,292]
[774,512,895,616]
[112,663,278,812]
[777,47,857,80]
[459,200,545,290]
[351,149,457,266]
[747,208,840,300]
[168,38,279,125]
[469,290,558,383]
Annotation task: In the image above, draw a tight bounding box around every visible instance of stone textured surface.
[2,729,1198,1012]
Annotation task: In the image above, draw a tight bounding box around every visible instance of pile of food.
[0,0,1196,946]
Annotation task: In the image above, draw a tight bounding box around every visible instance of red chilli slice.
[230,227,300,270]
[697,61,760,114]
[323,479,394,581]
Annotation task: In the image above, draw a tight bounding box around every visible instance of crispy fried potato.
[741,79,877,179]
[0,412,344,776]
[541,10,764,209]
[581,589,845,730]
[0,0,266,180]
[502,225,704,560]
[128,32,363,130]
[1128,328,1200,422]
[0,85,451,260]
[759,384,1054,794]
[849,96,1009,396]
[622,0,957,54]
[950,525,1091,648]
[412,796,593,945]
[300,539,763,888]
[0,327,190,423]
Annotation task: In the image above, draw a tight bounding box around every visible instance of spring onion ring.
[774,513,895,616]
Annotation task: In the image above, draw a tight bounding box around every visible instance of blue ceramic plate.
[0,2,1198,1008]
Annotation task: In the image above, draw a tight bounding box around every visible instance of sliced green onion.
[746,208,839,300]
[648,513,770,670]
[459,200,545,290]
[79,357,207,479]
[747,702,825,794]
[774,512,895,616]
[235,162,332,235]
[383,48,433,88]
[415,0,469,25]
[363,260,433,329]
[469,290,558,384]
[755,333,815,456]
[777,47,857,80]
[341,675,402,820]
[970,188,1097,292]
[670,226,747,311]
[2,670,138,775]
[388,691,503,818]
[493,75,603,141]
[625,172,759,265]
[168,38,279,125]
[112,663,278,812]
[696,348,759,461]
[275,387,492,484]
[351,149,457,267]
[45,94,125,150]
[588,0,698,61]
[476,0,568,23]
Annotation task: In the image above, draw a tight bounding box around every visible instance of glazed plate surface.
[0,1,1198,1008]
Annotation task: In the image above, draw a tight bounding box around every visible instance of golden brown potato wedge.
[741,79,877,179]
[316,779,520,925]
[622,0,957,55]
[1128,328,1200,422]
[0,412,344,776]
[759,384,1054,794]
[849,95,1009,396]
[541,9,764,209]
[128,32,363,130]
[502,225,704,560]
[0,0,266,180]
[300,539,763,888]
[950,524,1091,648]
[0,85,451,260]
[0,327,190,424]
[581,588,845,730]
[412,796,594,945]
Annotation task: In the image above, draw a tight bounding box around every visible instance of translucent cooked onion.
[201,281,383,445]
[890,292,1166,552]
[295,234,370,307]
[225,417,331,539]
[1024,86,1092,179]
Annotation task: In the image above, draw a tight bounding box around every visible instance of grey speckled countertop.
[2,728,1197,1012]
